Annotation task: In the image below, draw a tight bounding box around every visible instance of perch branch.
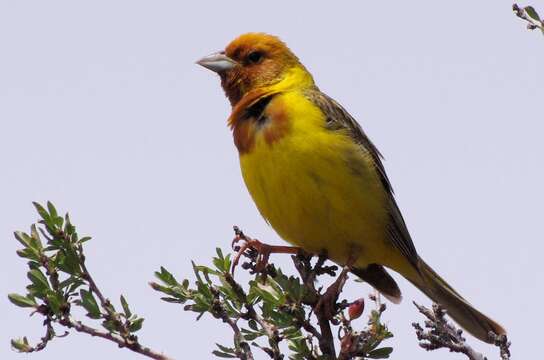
[412,302,510,360]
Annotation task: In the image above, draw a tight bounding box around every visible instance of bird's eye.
[247,51,263,64]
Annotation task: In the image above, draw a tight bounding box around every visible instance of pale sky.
[1,1,543,359]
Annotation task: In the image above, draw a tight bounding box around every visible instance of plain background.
[1,1,543,359]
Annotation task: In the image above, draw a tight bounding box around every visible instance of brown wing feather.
[351,264,402,303]
[305,89,419,268]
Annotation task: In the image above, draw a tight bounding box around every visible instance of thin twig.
[489,332,511,360]
[291,254,338,358]
[67,233,134,344]
[513,3,544,32]
[297,314,322,341]
[58,316,172,360]
[210,286,254,360]
[224,272,282,359]
[79,256,108,307]
[226,318,255,360]
[14,317,57,353]
[412,302,511,360]
[47,224,172,359]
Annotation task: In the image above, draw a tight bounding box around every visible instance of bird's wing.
[305,89,419,268]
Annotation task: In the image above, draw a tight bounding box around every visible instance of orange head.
[197,33,308,105]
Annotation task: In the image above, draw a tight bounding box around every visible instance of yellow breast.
[238,91,393,266]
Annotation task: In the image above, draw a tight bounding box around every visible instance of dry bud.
[348,298,365,320]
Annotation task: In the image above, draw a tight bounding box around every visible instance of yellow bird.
[197,32,505,343]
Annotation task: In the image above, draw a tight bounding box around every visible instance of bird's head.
[197,33,314,105]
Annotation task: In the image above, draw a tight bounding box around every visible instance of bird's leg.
[231,229,300,275]
[314,255,357,321]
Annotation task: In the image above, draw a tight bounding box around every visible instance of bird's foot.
[231,226,300,275]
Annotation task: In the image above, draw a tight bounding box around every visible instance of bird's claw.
[231,235,271,275]
[231,230,301,276]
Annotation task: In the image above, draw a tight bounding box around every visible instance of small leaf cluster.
[151,246,394,360]
[9,202,145,353]
[338,299,393,359]
[513,3,544,34]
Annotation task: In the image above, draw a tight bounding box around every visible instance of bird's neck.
[226,65,315,108]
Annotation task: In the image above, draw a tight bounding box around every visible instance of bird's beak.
[196,51,237,73]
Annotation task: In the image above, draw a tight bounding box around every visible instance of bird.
[196,32,505,343]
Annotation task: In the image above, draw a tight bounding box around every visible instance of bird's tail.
[408,257,506,343]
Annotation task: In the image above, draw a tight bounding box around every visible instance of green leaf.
[27,261,41,270]
[248,319,258,331]
[55,247,82,275]
[64,221,77,241]
[213,250,226,272]
[65,223,75,236]
[194,264,220,280]
[191,292,212,313]
[160,297,183,303]
[58,276,84,291]
[120,295,132,318]
[212,351,236,358]
[250,279,285,305]
[29,224,43,250]
[219,295,240,317]
[33,202,53,227]
[212,248,232,273]
[8,293,37,308]
[525,6,541,21]
[241,328,264,341]
[273,269,304,302]
[16,247,41,261]
[287,331,311,357]
[102,319,117,332]
[79,236,92,243]
[27,269,50,291]
[128,318,144,332]
[216,343,235,352]
[67,279,84,294]
[14,231,32,247]
[80,290,101,319]
[11,337,32,352]
[47,201,58,219]
[38,227,52,242]
[155,267,178,286]
[367,347,394,359]
[64,213,74,235]
[46,291,63,314]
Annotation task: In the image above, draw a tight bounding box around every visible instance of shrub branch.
[8,202,171,360]
[513,3,544,33]
[10,204,512,360]
[412,302,510,360]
